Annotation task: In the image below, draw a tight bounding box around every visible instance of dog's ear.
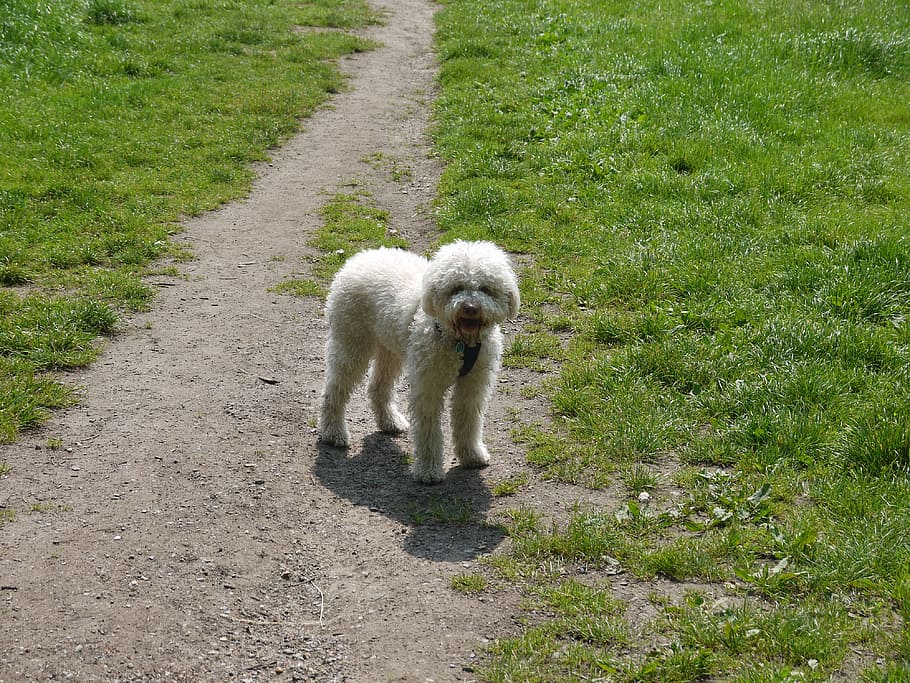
[421,278,439,318]
[506,275,521,319]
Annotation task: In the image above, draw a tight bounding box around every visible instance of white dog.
[318,240,520,483]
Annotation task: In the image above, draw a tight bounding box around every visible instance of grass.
[272,189,409,300]
[408,494,479,525]
[308,190,409,279]
[451,572,489,594]
[433,0,910,679]
[364,151,414,183]
[5,0,910,677]
[0,0,377,441]
[492,472,529,497]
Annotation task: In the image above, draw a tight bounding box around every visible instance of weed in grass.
[451,573,488,594]
[481,622,619,683]
[86,0,139,27]
[363,151,413,183]
[30,502,72,513]
[624,643,716,683]
[271,278,326,300]
[407,496,477,526]
[734,557,810,599]
[620,463,659,493]
[491,472,528,497]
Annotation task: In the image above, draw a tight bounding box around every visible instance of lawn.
[433,0,910,680]
[3,0,909,679]
[0,0,375,442]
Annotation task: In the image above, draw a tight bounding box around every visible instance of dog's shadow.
[313,433,505,562]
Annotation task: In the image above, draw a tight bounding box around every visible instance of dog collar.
[435,322,481,376]
[456,340,481,376]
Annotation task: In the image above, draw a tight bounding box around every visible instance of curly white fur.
[318,240,520,483]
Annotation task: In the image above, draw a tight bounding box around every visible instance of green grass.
[451,573,489,594]
[273,189,409,299]
[364,151,414,182]
[270,278,326,299]
[491,472,529,497]
[434,0,910,679]
[0,0,376,441]
[408,494,479,525]
[7,0,910,676]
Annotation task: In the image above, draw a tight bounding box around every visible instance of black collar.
[435,322,481,376]
[456,339,481,376]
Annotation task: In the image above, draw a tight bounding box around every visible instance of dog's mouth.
[456,315,482,340]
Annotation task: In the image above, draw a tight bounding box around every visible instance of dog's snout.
[462,301,481,317]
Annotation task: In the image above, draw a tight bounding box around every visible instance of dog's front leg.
[408,376,448,484]
[450,359,496,469]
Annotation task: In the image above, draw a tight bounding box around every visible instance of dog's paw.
[318,423,350,448]
[377,408,409,435]
[457,444,491,469]
[411,460,445,485]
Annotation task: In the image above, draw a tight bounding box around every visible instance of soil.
[0,0,618,680]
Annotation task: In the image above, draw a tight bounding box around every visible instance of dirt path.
[0,0,612,680]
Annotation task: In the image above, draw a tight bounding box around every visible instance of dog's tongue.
[458,317,481,340]
[459,318,480,332]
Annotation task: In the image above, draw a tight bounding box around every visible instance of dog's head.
[421,240,520,345]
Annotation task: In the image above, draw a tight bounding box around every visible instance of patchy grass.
[310,190,409,280]
[274,189,409,299]
[364,151,414,183]
[492,472,529,497]
[0,0,377,441]
[435,0,910,679]
[451,573,489,594]
[408,494,479,525]
[270,278,326,300]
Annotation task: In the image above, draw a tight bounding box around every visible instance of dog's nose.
[462,301,480,317]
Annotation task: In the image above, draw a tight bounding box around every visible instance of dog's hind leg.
[368,346,409,434]
[318,335,371,448]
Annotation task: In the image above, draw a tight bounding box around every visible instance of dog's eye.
[480,285,495,296]
[447,285,464,296]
